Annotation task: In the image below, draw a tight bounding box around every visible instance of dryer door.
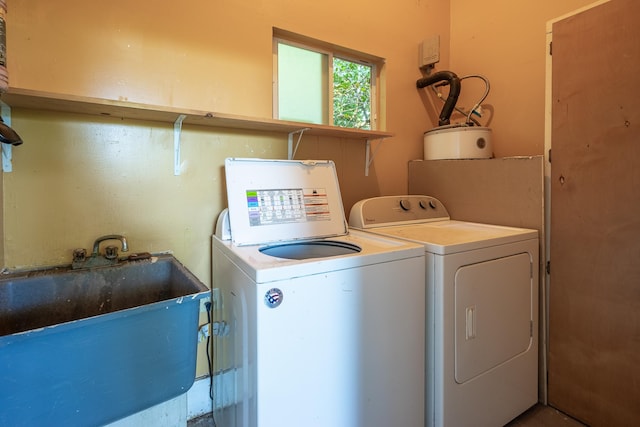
[454,252,532,384]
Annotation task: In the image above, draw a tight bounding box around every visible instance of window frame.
[272,28,383,131]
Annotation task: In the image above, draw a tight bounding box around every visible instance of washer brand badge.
[264,288,283,308]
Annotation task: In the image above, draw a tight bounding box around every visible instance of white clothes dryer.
[349,195,539,427]
[212,159,426,427]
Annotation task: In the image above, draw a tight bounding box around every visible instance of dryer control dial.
[419,199,438,210]
[399,199,412,211]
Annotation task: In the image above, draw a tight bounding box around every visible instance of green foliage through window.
[333,58,371,130]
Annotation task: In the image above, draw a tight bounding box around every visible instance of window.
[273,29,382,130]
[333,57,372,129]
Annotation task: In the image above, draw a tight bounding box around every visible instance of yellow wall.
[4,111,287,275]
[4,0,449,376]
[449,0,598,157]
[5,0,450,269]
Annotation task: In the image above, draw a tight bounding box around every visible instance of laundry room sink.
[0,253,209,427]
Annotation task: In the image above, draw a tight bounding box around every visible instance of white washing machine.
[349,195,539,427]
[212,159,426,427]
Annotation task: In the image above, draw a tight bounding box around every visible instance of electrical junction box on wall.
[420,35,440,68]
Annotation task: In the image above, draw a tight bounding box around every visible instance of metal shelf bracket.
[174,114,187,176]
[365,138,385,176]
[288,128,311,159]
[1,101,13,173]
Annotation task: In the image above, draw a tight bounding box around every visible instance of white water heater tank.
[423,125,492,160]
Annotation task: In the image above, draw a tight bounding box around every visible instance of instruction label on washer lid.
[224,158,348,245]
[247,188,330,226]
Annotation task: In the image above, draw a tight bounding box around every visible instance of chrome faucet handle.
[92,235,129,256]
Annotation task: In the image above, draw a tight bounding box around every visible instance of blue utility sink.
[0,253,209,426]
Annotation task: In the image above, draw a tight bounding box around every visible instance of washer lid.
[224,158,348,246]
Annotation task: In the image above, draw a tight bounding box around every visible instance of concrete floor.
[188,404,586,427]
[507,405,586,427]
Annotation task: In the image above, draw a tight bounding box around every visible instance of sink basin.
[0,253,209,427]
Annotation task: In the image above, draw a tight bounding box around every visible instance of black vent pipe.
[0,117,23,146]
[416,71,461,126]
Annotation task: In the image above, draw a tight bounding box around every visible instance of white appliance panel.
[348,195,540,427]
[254,257,425,427]
[454,252,533,383]
[215,228,423,283]
[224,159,348,246]
[432,241,539,427]
[363,220,537,255]
[213,237,425,427]
[349,195,450,227]
[212,244,257,427]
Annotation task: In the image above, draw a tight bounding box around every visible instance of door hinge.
[548,148,551,163]
[546,260,551,275]
[549,41,553,56]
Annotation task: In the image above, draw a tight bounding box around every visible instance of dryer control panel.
[349,195,450,228]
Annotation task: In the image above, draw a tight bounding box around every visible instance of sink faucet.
[92,234,129,257]
[72,234,129,269]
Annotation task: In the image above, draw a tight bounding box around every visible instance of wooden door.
[549,0,640,425]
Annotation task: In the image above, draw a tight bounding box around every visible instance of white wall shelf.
[0,88,393,175]
[2,87,394,137]
[1,87,392,175]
